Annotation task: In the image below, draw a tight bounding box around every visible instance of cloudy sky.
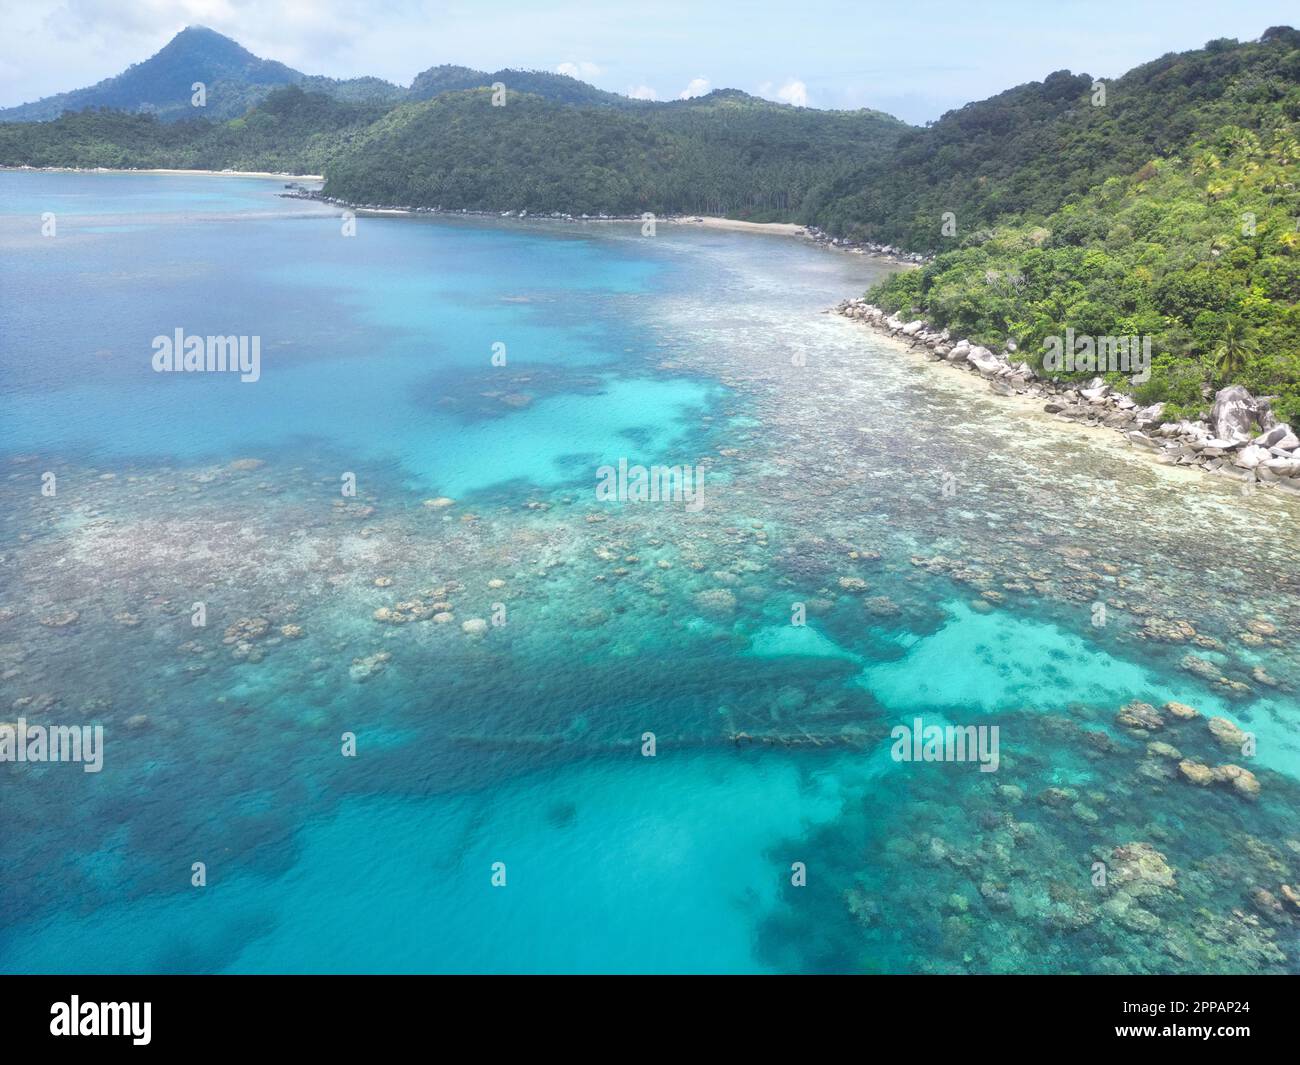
[1,0,1295,123]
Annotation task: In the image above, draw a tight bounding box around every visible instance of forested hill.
[407,65,637,108]
[0,26,678,122]
[0,25,909,218]
[0,87,394,175]
[318,27,1298,233]
[0,26,405,122]
[812,27,1300,250]
[4,25,1295,238]
[0,84,908,218]
[867,120,1300,420]
[863,27,1300,429]
[322,89,907,218]
[6,24,1291,236]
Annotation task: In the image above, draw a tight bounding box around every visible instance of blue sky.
[1,0,1296,122]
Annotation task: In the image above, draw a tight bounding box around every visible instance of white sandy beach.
[670,216,806,236]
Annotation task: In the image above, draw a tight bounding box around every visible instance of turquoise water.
[1,171,1298,973]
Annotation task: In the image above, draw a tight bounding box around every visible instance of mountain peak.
[0,24,302,122]
[154,24,266,63]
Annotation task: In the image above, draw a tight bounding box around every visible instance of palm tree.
[1211,317,1259,383]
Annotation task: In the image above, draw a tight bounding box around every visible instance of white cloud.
[627,84,657,100]
[760,78,810,107]
[776,78,808,107]
[678,75,709,99]
[556,59,601,80]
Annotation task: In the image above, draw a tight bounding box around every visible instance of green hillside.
[868,120,1300,422]
[408,65,638,108]
[0,26,404,123]
[322,88,907,218]
[814,28,1300,250]
[863,28,1300,424]
[0,86,389,173]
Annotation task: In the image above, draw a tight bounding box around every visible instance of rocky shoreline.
[804,225,931,265]
[836,297,1300,496]
[287,184,653,223]
[280,183,695,226]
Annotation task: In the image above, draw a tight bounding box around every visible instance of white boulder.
[1233,444,1271,470]
[1210,385,1264,443]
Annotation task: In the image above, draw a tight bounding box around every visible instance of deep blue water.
[1,171,1298,973]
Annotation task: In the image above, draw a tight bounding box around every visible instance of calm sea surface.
[1,171,1297,973]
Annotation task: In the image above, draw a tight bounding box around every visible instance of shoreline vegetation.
[2,163,931,266]
[290,184,931,266]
